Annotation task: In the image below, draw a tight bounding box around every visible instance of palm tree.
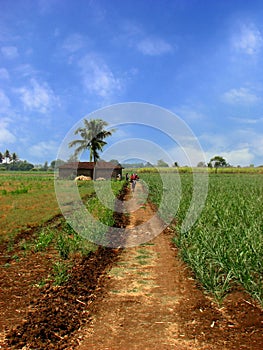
[12,152,18,163]
[69,118,115,162]
[4,149,10,164]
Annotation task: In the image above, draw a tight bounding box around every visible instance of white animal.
[74,175,92,181]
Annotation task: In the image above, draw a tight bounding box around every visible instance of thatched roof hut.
[58,161,123,179]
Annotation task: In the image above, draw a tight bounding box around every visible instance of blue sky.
[1,0,263,166]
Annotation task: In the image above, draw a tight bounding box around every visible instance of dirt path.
[74,182,263,350]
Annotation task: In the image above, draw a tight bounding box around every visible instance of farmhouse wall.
[77,169,93,178]
[58,161,123,180]
[95,168,122,179]
[59,168,77,178]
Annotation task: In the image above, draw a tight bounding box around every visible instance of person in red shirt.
[130,173,139,191]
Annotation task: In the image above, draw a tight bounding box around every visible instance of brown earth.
[0,181,262,349]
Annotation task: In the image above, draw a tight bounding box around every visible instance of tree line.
[0,149,35,171]
[0,150,19,164]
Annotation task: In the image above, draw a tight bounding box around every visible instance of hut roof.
[58,161,123,170]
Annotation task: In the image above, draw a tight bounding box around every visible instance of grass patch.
[52,261,70,286]
[34,228,54,252]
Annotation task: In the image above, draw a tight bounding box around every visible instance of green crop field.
[0,172,127,286]
[139,172,263,304]
[0,172,59,239]
[0,172,125,242]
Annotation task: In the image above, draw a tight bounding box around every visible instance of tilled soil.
[0,182,262,349]
[3,248,122,349]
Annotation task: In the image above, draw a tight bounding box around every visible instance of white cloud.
[62,33,86,53]
[200,128,263,166]
[78,54,122,98]
[0,90,11,113]
[236,128,263,160]
[0,118,16,146]
[222,87,260,105]
[101,138,173,165]
[168,145,206,166]
[174,105,206,123]
[121,21,143,39]
[219,148,254,166]
[29,140,58,159]
[16,79,58,113]
[1,46,18,59]
[0,68,9,80]
[199,133,228,151]
[232,24,263,55]
[15,64,36,78]
[119,21,173,56]
[203,148,253,167]
[136,37,173,56]
[230,116,263,124]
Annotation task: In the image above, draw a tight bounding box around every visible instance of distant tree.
[4,149,11,163]
[11,152,18,163]
[7,160,34,171]
[0,152,3,163]
[109,159,119,165]
[209,156,227,173]
[43,161,48,171]
[50,159,65,169]
[197,161,206,167]
[173,162,179,167]
[69,118,115,162]
[33,164,43,169]
[145,161,154,168]
[157,159,169,167]
[67,154,79,162]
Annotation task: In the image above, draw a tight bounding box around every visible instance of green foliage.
[6,160,34,171]
[178,174,263,304]
[208,156,228,172]
[34,228,54,252]
[52,261,70,285]
[0,173,60,239]
[139,173,181,223]
[10,186,29,194]
[69,118,115,162]
[78,179,126,244]
[157,159,169,167]
[56,234,71,259]
[55,223,86,259]
[133,166,263,174]
[0,184,30,195]
[33,180,126,257]
[140,172,263,305]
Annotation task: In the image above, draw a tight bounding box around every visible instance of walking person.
[130,173,138,192]
[131,178,136,191]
